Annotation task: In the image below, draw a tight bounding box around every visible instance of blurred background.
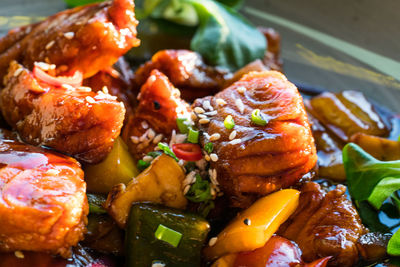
[1,0,400,111]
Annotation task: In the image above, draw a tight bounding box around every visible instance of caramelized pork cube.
[307,91,389,142]
[193,71,317,207]
[0,62,125,163]
[0,0,139,79]
[133,49,231,101]
[0,129,88,257]
[278,182,366,267]
[122,69,190,160]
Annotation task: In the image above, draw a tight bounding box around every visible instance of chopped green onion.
[224,115,235,129]
[176,118,190,134]
[188,128,199,143]
[137,159,151,171]
[147,151,162,158]
[158,142,179,161]
[154,224,183,247]
[251,109,267,126]
[185,174,213,203]
[204,142,213,154]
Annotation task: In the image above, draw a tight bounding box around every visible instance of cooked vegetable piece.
[125,203,210,267]
[308,91,389,142]
[105,154,187,227]
[172,143,203,161]
[351,132,400,161]
[87,193,107,214]
[85,137,138,193]
[203,189,300,260]
[212,254,237,267]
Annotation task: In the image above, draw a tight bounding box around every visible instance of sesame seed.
[143,156,153,162]
[229,130,237,140]
[183,184,191,195]
[130,136,139,144]
[153,134,163,144]
[216,98,227,106]
[203,100,213,111]
[139,130,150,142]
[13,68,23,77]
[141,121,149,129]
[205,154,210,161]
[204,110,217,116]
[45,40,55,50]
[64,32,75,39]
[78,86,92,92]
[102,86,109,94]
[62,84,75,91]
[199,118,210,124]
[198,114,207,119]
[14,251,24,259]
[235,98,245,114]
[147,128,156,140]
[237,86,246,93]
[46,169,60,176]
[230,138,242,145]
[209,133,221,141]
[194,107,205,114]
[85,96,95,104]
[210,153,218,162]
[209,237,218,247]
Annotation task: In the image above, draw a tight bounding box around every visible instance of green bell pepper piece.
[126,203,210,267]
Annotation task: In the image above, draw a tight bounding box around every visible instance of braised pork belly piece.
[0,62,125,163]
[122,69,191,160]
[0,129,88,257]
[133,49,231,101]
[193,71,317,207]
[0,0,139,79]
[278,182,367,267]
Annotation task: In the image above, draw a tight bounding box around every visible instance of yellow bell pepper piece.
[211,254,237,267]
[204,189,300,260]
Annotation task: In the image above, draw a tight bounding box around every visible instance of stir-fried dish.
[0,0,399,266]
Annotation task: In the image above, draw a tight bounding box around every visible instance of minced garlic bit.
[216,98,227,106]
[210,153,218,162]
[62,84,75,91]
[78,86,92,92]
[199,118,210,124]
[45,40,55,50]
[194,107,205,114]
[130,136,139,144]
[85,96,95,104]
[229,130,237,140]
[13,68,23,77]
[230,138,242,145]
[235,98,245,114]
[64,31,75,39]
[14,251,24,259]
[208,237,218,247]
[209,133,221,141]
[198,114,207,119]
[237,86,246,94]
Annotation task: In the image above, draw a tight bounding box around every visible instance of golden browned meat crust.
[133,50,231,102]
[193,71,317,207]
[0,61,125,164]
[0,129,88,257]
[122,69,190,160]
[0,0,139,79]
[278,182,367,267]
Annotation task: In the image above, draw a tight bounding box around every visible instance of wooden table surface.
[2,0,400,112]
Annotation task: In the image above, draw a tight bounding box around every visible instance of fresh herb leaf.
[137,159,151,171]
[188,0,266,70]
[388,228,400,256]
[158,142,179,161]
[356,200,390,233]
[185,174,213,203]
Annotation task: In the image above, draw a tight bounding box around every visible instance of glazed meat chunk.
[193,71,317,207]
[278,182,366,267]
[0,129,88,257]
[0,0,139,79]
[0,61,125,163]
[133,50,231,101]
[123,69,191,160]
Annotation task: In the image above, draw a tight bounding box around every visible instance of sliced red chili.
[172,143,203,161]
[33,66,83,88]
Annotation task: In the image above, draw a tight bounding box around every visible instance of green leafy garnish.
[343,143,400,255]
[158,142,179,161]
[185,174,213,203]
[137,159,151,171]
[87,193,107,214]
[204,142,213,154]
[147,151,163,158]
